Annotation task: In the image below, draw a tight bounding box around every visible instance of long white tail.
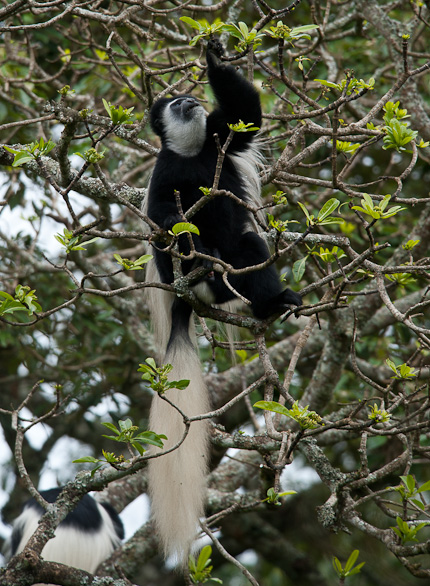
[146,261,210,563]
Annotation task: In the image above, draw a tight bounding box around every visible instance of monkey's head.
[150,95,207,157]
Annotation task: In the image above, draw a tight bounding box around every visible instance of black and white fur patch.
[3,488,124,574]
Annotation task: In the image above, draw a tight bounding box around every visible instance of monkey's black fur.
[145,40,301,561]
[147,40,301,333]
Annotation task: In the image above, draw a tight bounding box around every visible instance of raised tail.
[146,261,210,563]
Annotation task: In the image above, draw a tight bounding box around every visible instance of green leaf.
[72,456,101,463]
[379,193,391,212]
[189,33,206,47]
[132,441,145,455]
[171,222,200,236]
[145,357,157,370]
[133,254,153,266]
[95,49,108,61]
[297,201,314,225]
[318,198,340,221]
[318,217,344,225]
[385,358,397,374]
[119,418,134,431]
[293,257,307,282]
[0,301,28,315]
[344,550,359,573]
[180,16,204,31]
[290,24,320,33]
[167,379,190,390]
[101,422,120,434]
[411,499,425,511]
[402,475,416,493]
[332,556,343,575]
[417,480,430,493]
[11,152,35,167]
[197,545,212,571]
[254,400,291,417]
[348,563,366,576]
[362,193,374,208]
[314,79,341,89]
[133,431,167,449]
[102,97,111,117]
[3,145,21,155]
[238,21,249,37]
[82,237,99,247]
[0,291,14,302]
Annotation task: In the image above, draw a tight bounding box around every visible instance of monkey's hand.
[160,213,184,231]
[206,38,224,68]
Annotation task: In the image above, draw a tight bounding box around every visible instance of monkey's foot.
[253,289,302,319]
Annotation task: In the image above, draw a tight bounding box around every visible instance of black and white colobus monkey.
[145,39,301,562]
[3,488,124,574]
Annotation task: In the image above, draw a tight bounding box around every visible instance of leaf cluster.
[315,76,375,95]
[298,197,343,227]
[101,418,167,455]
[388,475,430,510]
[227,119,260,132]
[335,140,361,155]
[179,17,226,46]
[114,253,153,271]
[254,400,323,430]
[189,546,223,584]
[265,22,319,44]
[102,98,134,125]
[368,403,391,423]
[73,418,167,469]
[385,359,417,380]
[179,17,318,52]
[55,229,99,254]
[138,357,190,394]
[351,194,405,220]
[392,517,428,544]
[332,550,365,579]
[0,285,42,317]
[4,137,56,167]
[262,487,297,506]
[382,101,418,153]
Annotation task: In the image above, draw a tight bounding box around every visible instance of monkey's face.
[168,96,204,121]
[162,95,207,157]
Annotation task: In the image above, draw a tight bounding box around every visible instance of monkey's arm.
[206,39,262,150]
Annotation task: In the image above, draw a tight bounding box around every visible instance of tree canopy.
[1,0,430,585]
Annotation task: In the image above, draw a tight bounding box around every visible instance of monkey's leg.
[227,232,302,319]
[152,232,209,285]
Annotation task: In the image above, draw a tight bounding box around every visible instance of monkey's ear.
[149,99,167,137]
[150,116,162,137]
